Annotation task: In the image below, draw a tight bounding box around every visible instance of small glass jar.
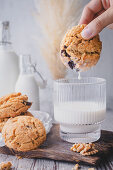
[15,55,47,110]
[54,77,106,143]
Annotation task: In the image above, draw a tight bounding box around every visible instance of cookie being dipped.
[60,24,102,71]
[2,116,46,152]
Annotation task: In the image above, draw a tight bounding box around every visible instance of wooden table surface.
[0,111,113,170]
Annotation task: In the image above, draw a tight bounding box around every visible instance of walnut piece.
[72,163,79,170]
[0,162,12,170]
[71,143,98,156]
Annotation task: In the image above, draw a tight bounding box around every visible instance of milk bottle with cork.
[0,21,19,96]
[15,55,47,110]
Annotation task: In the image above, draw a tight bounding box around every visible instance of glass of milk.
[54,77,106,143]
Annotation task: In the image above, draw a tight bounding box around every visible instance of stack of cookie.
[0,92,32,132]
[0,92,46,152]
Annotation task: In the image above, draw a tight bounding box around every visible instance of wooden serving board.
[0,124,113,166]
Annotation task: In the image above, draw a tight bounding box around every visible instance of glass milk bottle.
[0,21,19,96]
[15,55,47,110]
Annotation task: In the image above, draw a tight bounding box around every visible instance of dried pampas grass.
[34,0,83,79]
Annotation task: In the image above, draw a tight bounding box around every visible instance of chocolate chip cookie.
[0,92,32,119]
[60,24,102,71]
[0,111,33,132]
[2,116,46,152]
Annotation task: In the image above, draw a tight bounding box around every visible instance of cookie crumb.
[72,163,79,170]
[0,161,12,170]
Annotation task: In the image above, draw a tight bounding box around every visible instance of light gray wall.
[0,0,113,113]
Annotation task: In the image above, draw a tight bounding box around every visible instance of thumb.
[81,6,113,39]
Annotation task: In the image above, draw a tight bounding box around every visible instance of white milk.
[54,101,106,133]
[0,50,19,96]
[0,21,19,96]
[78,72,81,80]
[15,74,40,110]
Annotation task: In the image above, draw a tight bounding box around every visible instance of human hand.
[79,0,113,39]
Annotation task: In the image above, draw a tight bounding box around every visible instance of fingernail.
[81,26,92,39]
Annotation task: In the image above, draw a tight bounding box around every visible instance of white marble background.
[0,0,113,115]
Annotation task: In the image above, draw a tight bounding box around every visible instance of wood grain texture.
[0,111,113,170]
[0,124,113,166]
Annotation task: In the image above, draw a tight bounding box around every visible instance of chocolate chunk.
[61,50,65,54]
[64,45,67,48]
[88,38,93,42]
[61,50,67,57]
[86,51,99,55]
[23,101,32,106]
[68,61,75,69]
[20,112,24,115]
[61,49,71,58]
[26,102,32,106]
[66,53,71,58]
[61,50,68,57]
[26,125,32,129]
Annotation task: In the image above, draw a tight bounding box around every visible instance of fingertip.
[81,26,93,39]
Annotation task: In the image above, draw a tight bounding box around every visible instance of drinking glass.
[54,77,106,143]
